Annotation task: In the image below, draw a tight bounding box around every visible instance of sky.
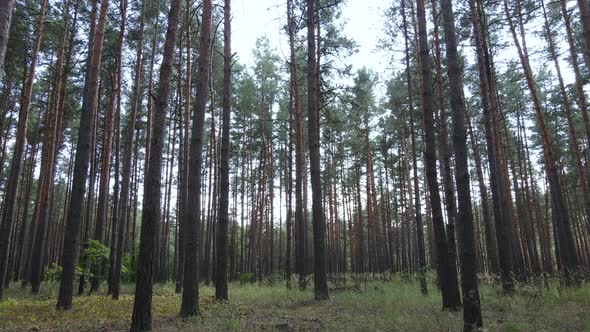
[230,0,390,217]
[232,0,389,77]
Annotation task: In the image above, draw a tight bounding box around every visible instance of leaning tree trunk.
[504,0,579,284]
[544,0,590,232]
[561,0,590,157]
[576,0,590,68]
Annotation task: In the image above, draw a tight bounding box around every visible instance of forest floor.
[1,276,589,331]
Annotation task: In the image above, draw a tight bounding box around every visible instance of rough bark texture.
[440,0,483,329]
[112,0,130,300]
[466,110,498,274]
[469,0,513,292]
[130,0,181,328]
[91,72,115,293]
[401,0,427,295]
[286,0,306,291]
[504,0,579,283]
[0,0,47,299]
[180,0,213,317]
[56,0,108,309]
[215,0,231,301]
[550,0,590,231]
[307,0,329,301]
[175,0,191,295]
[416,0,461,310]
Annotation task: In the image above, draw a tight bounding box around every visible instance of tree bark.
[215,0,232,301]
[469,0,514,292]
[544,0,590,235]
[416,0,461,310]
[129,0,181,328]
[307,0,329,301]
[112,0,132,300]
[561,0,590,158]
[0,0,48,299]
[0,0,15,77]
[440,0,483,328]
[401,0,427,294]
[576,0,590,68]
[180,0,212,317]
[504,0,579,284]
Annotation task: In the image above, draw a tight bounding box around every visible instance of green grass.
[1,277,589,331]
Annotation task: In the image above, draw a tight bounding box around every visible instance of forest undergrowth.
[0,275,588,331]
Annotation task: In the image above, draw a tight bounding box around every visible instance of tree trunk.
[401,0,427,294]
[542,0,590,239]
[440,0,483,328]
[415,0,461,310]
[466,109,499,274]
[0,0,15,77]
[30,1,72,292]
[180,0,212,318]
[430,0,460,286]
[307,0,329,301]
[112,0,132,300]
[0,0,48,299]
[561,0,590,157]
[469,0,514,292]
[504,0,579,284]
[576,0,590,68]
[56,0,108,308]
[130,0,181,329]
[215,0,232,301]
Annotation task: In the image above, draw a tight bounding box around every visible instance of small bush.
[238,272,256,284]
[43,262,62,282]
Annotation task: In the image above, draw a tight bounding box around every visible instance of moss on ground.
[1,277,589,331]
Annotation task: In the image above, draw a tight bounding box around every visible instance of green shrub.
[238,272,256,284]
[43,262,62,281]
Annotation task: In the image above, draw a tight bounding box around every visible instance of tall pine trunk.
[504,0,579,284]
[180,0,213,317]
[0,0,48,299]
[469,0,514,292]
[440,0,483,328]
[416,0,461,310]
[215,0,232,301]
[56,0,108,309]
[307,0,329,301]
[112,0,132,300]
[130,0,181,329]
